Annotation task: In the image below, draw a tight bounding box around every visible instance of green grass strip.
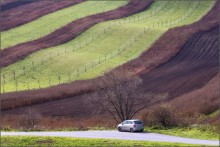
[146,126,219,140]
[1,136,202,146]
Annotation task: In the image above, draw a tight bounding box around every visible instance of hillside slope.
[1,0,215,93]
[1,1,218,115]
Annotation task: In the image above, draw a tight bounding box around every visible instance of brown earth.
[140,26,219,99]
[167,74,219,116]
[0,0,85,31]
[0,0,154,67]
[0,0,37,12]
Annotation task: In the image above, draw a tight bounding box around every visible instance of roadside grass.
[1,136,202,147]
[1,1,215,92]
[146,126,219,140]
[1,0,128,49]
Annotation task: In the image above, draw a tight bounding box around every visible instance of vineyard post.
[3,74,5,84]
[58,75,61,84]
[15,80,18,91]
[2,84,5,93]
[77,69,79,77]
[85,65,87,72]
[27,82,30,90]
[23,66,26,75]
[32,61,35,70]
[13,70,16,80]
[41,58,43,65]
[37,80,40,89]
[99,58,101,64]
[49,77,51,86]
[68,73,71,81]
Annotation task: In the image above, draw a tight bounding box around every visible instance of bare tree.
[90,70,167,123]
[19,107,42,131]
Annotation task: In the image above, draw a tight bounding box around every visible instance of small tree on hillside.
[19,108,42,131]
[90,70,167,123]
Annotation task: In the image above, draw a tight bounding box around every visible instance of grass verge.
[146,126,219,140]
[1,136,202,146]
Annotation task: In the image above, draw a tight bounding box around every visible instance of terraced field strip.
[0,0,85,31]
[1,0,128,49]
[1,0,215,93]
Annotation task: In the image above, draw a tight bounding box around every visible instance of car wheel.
[118,127,122,132]
[140,129,144,132]
[130,128,134,133]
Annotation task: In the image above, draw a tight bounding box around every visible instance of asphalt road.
[2,131,219,145]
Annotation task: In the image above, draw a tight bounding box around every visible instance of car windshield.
[134,121,143,124]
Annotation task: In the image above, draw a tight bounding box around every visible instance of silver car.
[117,119,144,132]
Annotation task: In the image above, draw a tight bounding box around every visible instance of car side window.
[122,121,126,125]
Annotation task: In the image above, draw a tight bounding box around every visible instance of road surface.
[2,131,219,145]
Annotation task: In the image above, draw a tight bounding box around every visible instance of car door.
[121,121,127,131]
[125,121,132,131]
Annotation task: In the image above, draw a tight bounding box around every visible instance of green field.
[1,0,215,92]
[1,136,202,146]
[1,0,128,49]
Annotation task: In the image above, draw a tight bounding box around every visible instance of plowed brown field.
[0,0,36,12]
[140,26,219,99]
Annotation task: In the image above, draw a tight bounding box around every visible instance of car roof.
[125,119,142,121]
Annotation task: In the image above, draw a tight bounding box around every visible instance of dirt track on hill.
[0,0,85,31]
[0,0,154,68]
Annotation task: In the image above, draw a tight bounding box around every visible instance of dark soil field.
[0,0,154,67]
[0,0,85,31]
[140,26,219,99]
[0,0,36,12]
